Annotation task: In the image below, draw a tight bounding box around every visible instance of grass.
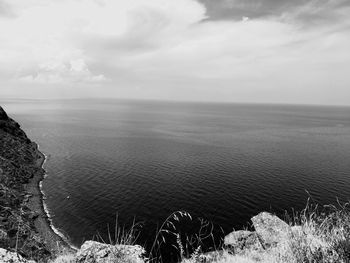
[98,213,141,246]
[149,211,194,262]
[189,199,350,263]
[50,199,350,263]
[284,199,350,263]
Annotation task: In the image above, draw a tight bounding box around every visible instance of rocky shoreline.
[0,106,73,262]
[24,143,75,255]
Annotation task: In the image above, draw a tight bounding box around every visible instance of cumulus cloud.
[19,59,107,84]
[0,0,350,104]
[0,0,205,84]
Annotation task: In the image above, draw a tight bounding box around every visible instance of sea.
[2,98,350,258]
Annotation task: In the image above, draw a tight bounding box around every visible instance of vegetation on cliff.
[218,202,350,263]
[0,106,51,261]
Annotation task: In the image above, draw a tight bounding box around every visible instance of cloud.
[0,0,15,17]
[0,0,205,85]
[19,58,107,84]
[0,0,350,104]
[198,0,350,22]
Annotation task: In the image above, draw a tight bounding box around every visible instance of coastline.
[24,142,77,256]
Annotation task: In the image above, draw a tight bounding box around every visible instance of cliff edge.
[0,106,71,262]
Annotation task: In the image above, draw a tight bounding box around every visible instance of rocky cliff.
[0,106,54,262]
[0,106,147,263]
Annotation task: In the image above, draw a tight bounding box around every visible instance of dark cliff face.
[0,106,29,143]
[0,106,50,261]
[0,107,9,120]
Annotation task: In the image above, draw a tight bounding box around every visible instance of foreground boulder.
[0,248,36,263]
[224,212,291,255]
[75,241,145,263]
[251,212,290,248]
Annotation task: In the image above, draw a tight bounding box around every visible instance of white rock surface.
[251,212,290,248]
[75,241,145,263]
[0,248,36,263]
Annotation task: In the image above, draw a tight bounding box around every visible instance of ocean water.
[2,99,350,255]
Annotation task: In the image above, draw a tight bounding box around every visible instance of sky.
[0,0,350,105]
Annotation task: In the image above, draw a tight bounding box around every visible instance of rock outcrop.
[74,241,145,263]
[0,247,36,263]
[251,212,290,248]
[224,212,292,255]
[1,239,147,263]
